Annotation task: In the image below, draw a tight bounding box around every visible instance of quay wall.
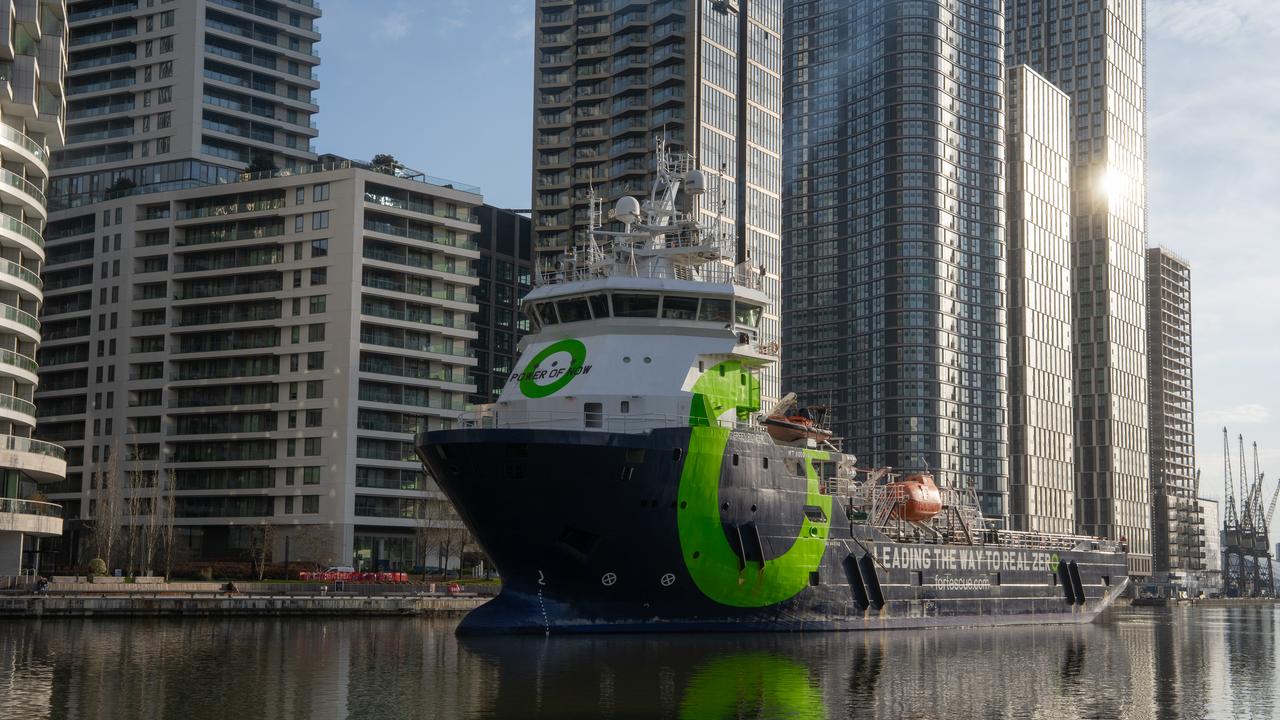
[0,595,487,618]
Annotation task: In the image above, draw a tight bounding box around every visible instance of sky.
[317,2,1280,541]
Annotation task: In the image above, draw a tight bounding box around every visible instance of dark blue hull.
[419,427,1129,634]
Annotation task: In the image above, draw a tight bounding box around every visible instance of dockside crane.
[1224,429,1245,597]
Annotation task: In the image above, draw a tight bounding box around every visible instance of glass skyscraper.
[783,0,1009,519]
[1006,0,1151,574]
[1005,65,1075,534]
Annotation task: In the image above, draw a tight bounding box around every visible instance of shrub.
[88,558,107,578]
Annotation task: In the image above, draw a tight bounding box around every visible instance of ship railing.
[460,408,761,434]
[992,530,1124,553]
[535,255,762,290]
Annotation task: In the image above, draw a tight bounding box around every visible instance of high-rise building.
[782,0,1009,519]
[1005,0,1151,574]
[1200,497,1221,596]
[532,0,783,398]
[1005,65,1074,534]
[1146,247,1200,586]
[38,157,482,569]
[0,0,68,576]
[54,0,320,208]
[470,206,533,405]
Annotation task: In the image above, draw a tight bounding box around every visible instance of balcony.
[0,498,62,542]
[0,437,67,483]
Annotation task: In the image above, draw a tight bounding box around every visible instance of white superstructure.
[475,141,774,433]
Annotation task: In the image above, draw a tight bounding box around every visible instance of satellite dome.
[685,170,706,195]
[614,196,641,224]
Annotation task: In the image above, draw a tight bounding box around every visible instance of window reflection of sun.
[1101,167,1127,202]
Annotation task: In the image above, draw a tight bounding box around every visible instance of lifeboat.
[760,392,833,444]
[761,413,833,443]
[886,472,943,522]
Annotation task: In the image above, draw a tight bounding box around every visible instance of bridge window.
[613,294,659,318]
[698,298,731,322]
[584,402,603,428]
[587,293,610,318]
[734,302,762,329]
[535,303,559,325]
[556,297,591,323]
[661,295,698,320]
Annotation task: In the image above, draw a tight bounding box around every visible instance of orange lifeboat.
[886,473,942,522]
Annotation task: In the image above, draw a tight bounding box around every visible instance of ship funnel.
[685,170,706,195]
[614,196,641,225]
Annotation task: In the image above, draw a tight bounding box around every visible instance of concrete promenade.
[0,593,487,618]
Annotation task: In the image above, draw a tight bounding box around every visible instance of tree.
[160,469,178,579]
[250,523,276,580]
[371,153,399,175]
[245,151,277,175]
[141,466,163,577]
[89,451,124,572]
[292,525,334,572]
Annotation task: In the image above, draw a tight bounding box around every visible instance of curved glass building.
[783,0,1008,520]
[0,0,68,576]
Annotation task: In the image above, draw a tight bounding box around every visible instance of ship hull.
[420,427,1129,635]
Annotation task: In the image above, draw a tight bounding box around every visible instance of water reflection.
[0,607,1275,719]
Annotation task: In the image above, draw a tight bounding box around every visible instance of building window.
[303,467,321,485]
[305,380,323,399]
[302,496,319,514]
[304,438,321,456]
[313,183,329,202]
[309,295,326,313]
[312,211,329,230]
[310,267,327,285]
[294,215,304,233]
[307,351,324,370]
[311,238,328,257]
[308,323,325,342]
[305,409,322,427]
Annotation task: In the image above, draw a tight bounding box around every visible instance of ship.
[417,141,1129,634]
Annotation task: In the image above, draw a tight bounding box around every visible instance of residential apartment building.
[1006,0,1152,574]
[1146,247,1201,587]
[1005,65,1074,534]
[782,0,1010,519]
[470,205,532,405]
[54,0,320,207]
[1200,498,1221,596]
[533,0,784,398]
[38,159,480,569]
[0,0,68,576]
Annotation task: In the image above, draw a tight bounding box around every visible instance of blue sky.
[318,2,1280,534]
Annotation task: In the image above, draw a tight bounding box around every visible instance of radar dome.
[614,196,641,224]
[685,170,706,195]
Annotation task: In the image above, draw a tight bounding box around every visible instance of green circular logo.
[519,339,588,398]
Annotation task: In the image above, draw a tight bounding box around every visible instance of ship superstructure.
[418,141,1128,634]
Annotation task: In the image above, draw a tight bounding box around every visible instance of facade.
[1006,0,1151,575]
[1200,498,1221,596]
[37,159,480,569]
[1145,247,1200,586]
[1005,65,1074,534]
[54,0,320,209]
[470,206,532,405]
[532,0,783,398]
[0,0,69,576]
[782,0,1010,520]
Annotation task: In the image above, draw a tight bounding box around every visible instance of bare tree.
[124,457,145,577]
[161,468,178,579]
[90,451,124,571]
[250,523,276,580]
[141,465,163,576]
[292,525,334,571]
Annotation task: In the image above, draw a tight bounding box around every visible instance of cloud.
[1202,404,1271,425]
[375,9,417,41]
[1150,0,1280,43]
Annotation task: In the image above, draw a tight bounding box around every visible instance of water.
[0,606,1276,719]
